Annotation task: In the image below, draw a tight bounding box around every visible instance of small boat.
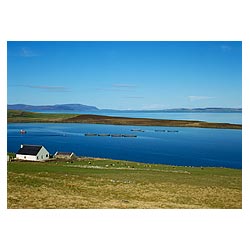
[20,129,27,134]
[155,129,166,132]
[167,130,179,133]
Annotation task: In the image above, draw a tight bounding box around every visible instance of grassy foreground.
[7,110,242,129]
[7,158,242,209]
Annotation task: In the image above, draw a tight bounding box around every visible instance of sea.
[7,111,242,169]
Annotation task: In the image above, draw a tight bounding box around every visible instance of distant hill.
[163,107,242,112]
[102,107,242,113]
[7,110,242,129]
[7,104,241,113]
[7,104,99,112]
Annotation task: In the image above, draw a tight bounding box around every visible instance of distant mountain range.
[7,104,242,113]
[7,104,99,112]
[103,107,242,113]
[163,107,242,112]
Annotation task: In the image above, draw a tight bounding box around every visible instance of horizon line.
[7,103,242,111]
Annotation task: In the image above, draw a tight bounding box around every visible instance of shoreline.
[7,110,242,130]
[81,156,242,170]
[7,153,242,170]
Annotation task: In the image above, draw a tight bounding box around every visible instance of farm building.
[16,144,50,161]
[54,151,77,159]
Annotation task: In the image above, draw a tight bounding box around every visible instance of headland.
[7,110,242,129]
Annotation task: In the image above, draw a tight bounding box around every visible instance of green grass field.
[7,110,77,122]
[7,158,242,209]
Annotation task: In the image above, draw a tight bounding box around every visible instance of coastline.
[7,110,242,130]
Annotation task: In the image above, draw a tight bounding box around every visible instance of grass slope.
[8,158,242,209]
[7,110,77,122]
[7,110,242,129]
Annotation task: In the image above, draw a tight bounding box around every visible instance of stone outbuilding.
[53,151,77,160]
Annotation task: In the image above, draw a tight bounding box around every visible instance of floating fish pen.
[167,130,179,133]
[155,129,165,132]
[85,133,137,138]
[85,133,98,136]
[130,129,145,132]
[122,134,137,138]
[111,134,123,137]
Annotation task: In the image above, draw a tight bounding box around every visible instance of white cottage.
[16,144,50,161]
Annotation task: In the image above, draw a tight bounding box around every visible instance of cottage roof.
[55,152,74,156]
[16,145,43,156]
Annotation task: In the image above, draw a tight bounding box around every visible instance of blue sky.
[7,41,242,110]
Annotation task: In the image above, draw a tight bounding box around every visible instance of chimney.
[20,144,23,148]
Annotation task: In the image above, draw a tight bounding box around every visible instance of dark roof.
[16,145,43,156]
[55,152,73,156]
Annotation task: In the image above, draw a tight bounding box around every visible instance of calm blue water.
[32,110,242,124]
[7,123,242,169]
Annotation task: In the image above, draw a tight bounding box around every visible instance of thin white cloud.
[19,47,39,57]
[112,84,136,88]
[124,96,144,99]
[95,87,125,92]
[96,83,137,92]
[220,45,232,52]
[15,84,70,92]
[188,96,215,102]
